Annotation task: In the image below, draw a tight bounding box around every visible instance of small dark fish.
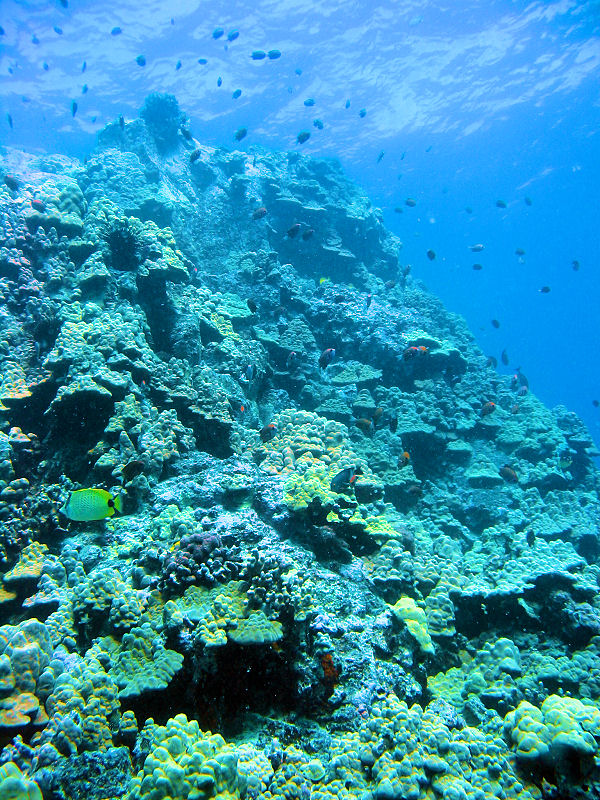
[295,67,303,75]
[234,126,247,141]
[313,118,323,129]
[389,416,398,433]
[330,466,362,493]
[572,260,580,271]
[296,131,310,144]
[228,30,239,42]
[111,27,122,36]
[515,248,525,256]
[190,148,201,163]
[384,280,397,290]
[486,356,498,368]
[71,101,78,117]
[180,126,191,139]
[198,58,208,65]
[176,60,182,70]
[301,228,314,241]
[303,98,315,107]
[119,115,125,129]
[3,174,19,191]
[136,55,146,66]
[6,113,12,129]
[54,26,63,35]
[267,49,281,59]
[355,418,373,435]
[373,407,384,428]
[472,263,483,271]
[526,529,535,546]
[232,88,242,99]
[539,285,550,293]
[480,401,496,417]
[406,483,423,497]
[318,348,335,369]
[426,249,436,261]
[252,207,267,220]
[491,319,500,329]
[366,293,372,309]
[217,76,222,87]
[394,207,403,213]
[405,198,416,207]
[593,399,599,408]
[286,351,298,370]
[213,27,224,39]
[287,223,301,238]
[32,34,40,45]
[82,84,88,94]
[259,423,277,442]
[82,61,87,73]
[359,108,366,118]
[511,404,520,414]
[31,199,45,212]
[511,369,529,389]
[501,349,509,365]
[499,465,518,483]
[377,150,385,163]
[251,50,266,60]
[121,459,144,483]
[345,99,350,109]
[43,62,49,71]
[247,298,257,313]
[496,199,507,208]
[525,196,532,206]
[465,206,473,214]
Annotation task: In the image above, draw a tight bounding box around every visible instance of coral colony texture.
[0,93,599,800]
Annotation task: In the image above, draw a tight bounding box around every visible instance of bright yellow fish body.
[61,489,123,522]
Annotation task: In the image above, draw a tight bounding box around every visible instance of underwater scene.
[0,1,600,799]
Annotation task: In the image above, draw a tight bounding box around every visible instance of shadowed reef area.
[0,94,599,800]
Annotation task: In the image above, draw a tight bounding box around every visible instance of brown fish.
[355,418,373,435]
[499,465,518,483]
[287,223,301,238]
[480,401,496,417]
[252,207,267,220]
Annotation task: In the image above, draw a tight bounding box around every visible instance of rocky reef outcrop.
[0,94,599,800]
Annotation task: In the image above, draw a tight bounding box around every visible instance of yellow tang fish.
[61,489,123,522]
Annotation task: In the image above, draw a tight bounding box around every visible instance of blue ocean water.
[1,0,599,445]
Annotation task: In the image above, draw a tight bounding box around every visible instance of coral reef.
[0,99,598,800]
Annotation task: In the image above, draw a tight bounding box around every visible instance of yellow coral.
[390,596,435,654]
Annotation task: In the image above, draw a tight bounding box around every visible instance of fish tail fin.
[113,494,123,514]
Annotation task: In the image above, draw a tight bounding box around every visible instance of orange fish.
[398,451,410,468]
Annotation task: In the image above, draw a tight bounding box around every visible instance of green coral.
[0,762,42,800]
[504,694,600,779]
[92,623,184,698]
[127,714,238,800]
[164,581,283,648]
